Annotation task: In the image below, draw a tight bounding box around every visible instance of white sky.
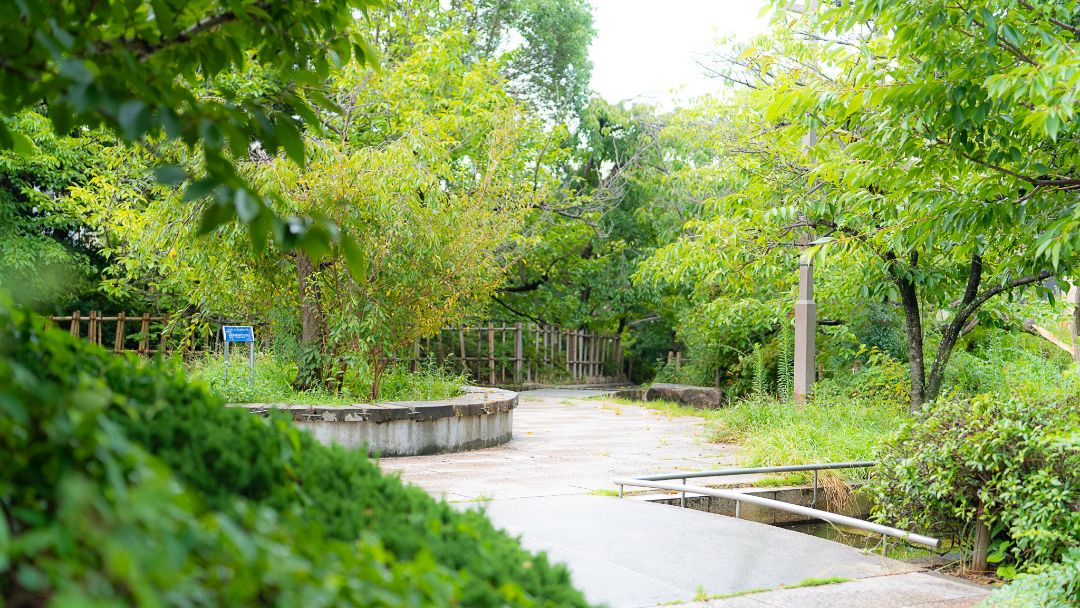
[588,0,772,107]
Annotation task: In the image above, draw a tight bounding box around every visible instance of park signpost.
[223,325,255,384]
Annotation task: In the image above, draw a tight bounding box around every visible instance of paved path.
[379,390,990,607]
[382,389,744,501]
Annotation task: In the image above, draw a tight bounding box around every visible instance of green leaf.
[995,564,1017,579]
[234,189,261,223]
[276,117,305,166]
[197,202,237,235]
[150,0,176,38]
[11,131,35,155]
[183,178,219,202]
[117,100,150,141]
[341,233,369,283]
[154,164,187,186]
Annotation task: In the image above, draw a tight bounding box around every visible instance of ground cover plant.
[0,304,590,607]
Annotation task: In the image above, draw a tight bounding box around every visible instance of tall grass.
[186,351,466,404]
[945,332,1080,403]
[708,395,907,472]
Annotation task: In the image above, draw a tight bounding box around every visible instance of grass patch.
[795,576,851,587]
[752,472,812,487]
[186,351,466,404]
[707,396,907,475]
[587,488,621,497]
[594,392,906,482]
[662,576,851,605]
[593,396,701,418]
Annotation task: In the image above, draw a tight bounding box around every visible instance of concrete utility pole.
[794,232,816,403]
[794,92,818,403]
[788,0,819,404]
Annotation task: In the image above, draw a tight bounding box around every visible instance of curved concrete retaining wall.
[237,387,516,457]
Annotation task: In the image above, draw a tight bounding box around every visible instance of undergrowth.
[186,351,466,403]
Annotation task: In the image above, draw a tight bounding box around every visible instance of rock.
[643,383,723,409]
[612,387,644,401]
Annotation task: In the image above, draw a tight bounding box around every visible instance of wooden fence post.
[487,322,496,385]
[159,316,170,354]
[514,322,523,385]
[139,313,150,354]
[565,329,572,377]
[458,328,467,374]
[591,332,599,379]
[114,312,126,353]
[574,330,581,381]
[531,323,539,383]
[70,310,80,338]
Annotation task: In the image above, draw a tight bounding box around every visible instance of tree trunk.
[891,253,926,411]
[295,251,326,390]
[369,346,385,402]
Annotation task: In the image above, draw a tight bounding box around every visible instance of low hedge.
[0,304,589,607]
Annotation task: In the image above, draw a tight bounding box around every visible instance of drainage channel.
[614,462,942,554]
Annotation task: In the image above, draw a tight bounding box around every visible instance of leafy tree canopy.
[1,0,380,264]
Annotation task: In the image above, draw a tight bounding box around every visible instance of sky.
[588,0,772,107]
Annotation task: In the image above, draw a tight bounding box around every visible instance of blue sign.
[223,325,254,342]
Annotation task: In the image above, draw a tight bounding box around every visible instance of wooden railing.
[49,312,625,387]
[418,323,623,386]
[45,311,218,356]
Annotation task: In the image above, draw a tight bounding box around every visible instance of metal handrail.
[614,461,941,550]
[627,461,877,482]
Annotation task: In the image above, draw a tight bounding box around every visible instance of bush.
[866,395,1080,574]
[815,348,910,408]
[944,331,1080,403]
[981,548,1080,607]
[0,304,589,607]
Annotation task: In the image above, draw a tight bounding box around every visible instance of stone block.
[644,383,723,409]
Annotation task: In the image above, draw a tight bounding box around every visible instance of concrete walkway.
[379,390,990,607]
[381,388,744,500]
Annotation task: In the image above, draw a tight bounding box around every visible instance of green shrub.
[981,548,1080,607]
[815,348,909,408]
[0,307,458,606]
[866,394,1080,574]
[944,332,1080,403]
[0,304,590,607]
